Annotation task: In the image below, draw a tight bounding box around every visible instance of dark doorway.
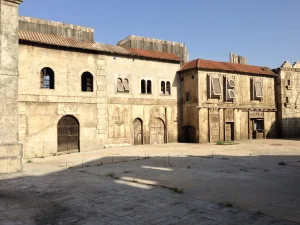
[133,118,143,145]
[183,126,197,143]
[225,122,234,141]
[57,116,80,153]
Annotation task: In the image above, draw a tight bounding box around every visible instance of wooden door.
[133,119,143,145]
[150,118,165,144]
[58,116,79,153]
[225,123,234,141]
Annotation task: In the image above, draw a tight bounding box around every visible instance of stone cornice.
[4,0,23,5]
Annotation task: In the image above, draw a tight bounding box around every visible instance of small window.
[161,81,166,95]
[192,75,194,79]
[211,77,222,95]
[286,97,289,104]
[254,81,263,98]
[186,92,190,101]
[123,78,129,92]
[287,79,291,86]
[82,72,93,92]
[141,79,146,94]
[147,80,152,94]
[117,78,124,92]
[181,78,184,81]
[166,81,171,95]
[40,67,55,89]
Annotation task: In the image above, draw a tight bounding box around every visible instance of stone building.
[274,61,300,138]
[17,16,184,159]
[179,58,278,143]
[1,0,299,174]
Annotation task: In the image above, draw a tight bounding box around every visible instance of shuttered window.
[211,77,222,95]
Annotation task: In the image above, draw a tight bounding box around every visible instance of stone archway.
[57,116,80,153]
[150,118,165,144]
[133,118,143,145]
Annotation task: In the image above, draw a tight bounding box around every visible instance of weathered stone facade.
[275,61,300,138]
[0,0,23,174]
[179,61,277,143]
[1,1,300,174]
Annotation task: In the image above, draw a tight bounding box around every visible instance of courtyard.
[0,139,300,225]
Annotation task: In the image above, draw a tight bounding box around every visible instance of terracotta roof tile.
[179,58,277,76]
[18,30,182,62]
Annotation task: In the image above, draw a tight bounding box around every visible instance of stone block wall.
[0,0,23,173]
[275,61,300,138]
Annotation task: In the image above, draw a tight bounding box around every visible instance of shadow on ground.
[0,148,300,225]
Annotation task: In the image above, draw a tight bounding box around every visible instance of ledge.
[5,0,23,5]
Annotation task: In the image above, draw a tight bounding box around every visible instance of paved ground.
[0,139,300,224]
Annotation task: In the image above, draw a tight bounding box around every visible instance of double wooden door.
[150,118,165,144]
[133,119,143,145]
[57,116,79,153]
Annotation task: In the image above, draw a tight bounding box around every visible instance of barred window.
[82,72,93,92]
[40,67,55,89]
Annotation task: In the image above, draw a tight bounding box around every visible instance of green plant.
[216,141,236,145]
[224,202,233,207]
[106,172,116,178]
[172,187,184,194]
[27,160,33,163]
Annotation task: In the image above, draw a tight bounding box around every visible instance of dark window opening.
[181,78,184,81]
[147,80,152,94]
[286,97,289,104]
[161,81,165,95]
[192,75,194,79]
[255,120,264,131]
[186,92,190,101]
[41,67,55,89]
[141,80,146,94]
[287,79,291,86]
[166,81,171,95]
[82,72,93,92]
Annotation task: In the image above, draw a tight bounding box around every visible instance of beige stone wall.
[180,69,277,143]
[0,0,23,173]
[18,44,106,158]
[105,56,181,146]
[276,62,300,137]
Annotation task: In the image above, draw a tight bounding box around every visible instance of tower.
[0,0,23,173]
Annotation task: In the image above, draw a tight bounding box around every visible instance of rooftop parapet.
[117,35,188,62]
[19,16,94,42]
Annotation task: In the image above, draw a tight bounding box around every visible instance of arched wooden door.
[57,116,79,153]
[133,118,143,145]
[150,118,165,144]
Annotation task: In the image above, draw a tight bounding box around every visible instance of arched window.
[141,79,146,94]
[40,67,55,89]
[147,80,152,94]
[117,78,124,92]
[123,78,129,92]
[166,81,171,95]
[161,81,165,95]
[81,72,93,92]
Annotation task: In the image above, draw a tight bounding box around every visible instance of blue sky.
[19,0,299,68]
